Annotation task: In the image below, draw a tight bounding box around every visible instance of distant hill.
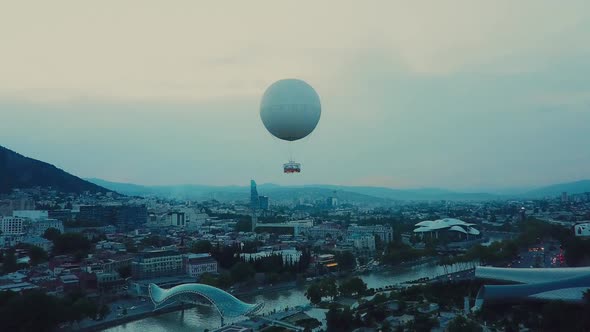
[299,185,499,201]
[522,180,590,198]
[0,145,112,194]
[87,179,501,202]
[87,177,590,202]
[87,179,392,203]
[87,178,246,200]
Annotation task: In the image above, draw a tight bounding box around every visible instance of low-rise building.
[0,217,25,235]
[348,234,376,253]
[59,274,80,292]
[241,248,302,264]
[0,282,38,292]
[184,253,218,277]
[131,249,183,279]
[22,236,53,252]
[347,224,393,243]
[102,255,134,274]
[316,253,338,269]
[96,271,126,294]
[13,210,49,220]
[30,219,64,237]
[309,222,343,239]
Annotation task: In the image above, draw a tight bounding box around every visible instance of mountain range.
[87,178,590,202]
[0,145,110,194]
[2,144,588,201]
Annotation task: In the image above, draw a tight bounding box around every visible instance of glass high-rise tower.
[250,180,259,211]
[250,180,259,231]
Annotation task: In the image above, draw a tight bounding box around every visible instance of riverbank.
[68,302,194,332]
[96,259,477,331]
[73,280,299,332]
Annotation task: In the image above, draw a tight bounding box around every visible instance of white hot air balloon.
[260,79,321,173]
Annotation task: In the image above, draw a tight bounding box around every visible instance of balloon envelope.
[260,79,321,141]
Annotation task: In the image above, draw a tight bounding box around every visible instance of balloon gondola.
[260,79,321,174]
[283,161,301,173]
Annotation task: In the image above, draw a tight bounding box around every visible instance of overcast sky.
[1,1,589,190]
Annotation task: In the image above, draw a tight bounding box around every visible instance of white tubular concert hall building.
[473,266,590,311]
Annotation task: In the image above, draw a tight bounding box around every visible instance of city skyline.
[1,1,589,189]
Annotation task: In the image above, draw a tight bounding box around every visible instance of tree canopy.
[339,277,367,297]
[28,246,48,265]
[447,316,482,332]
[305,278,338,304]
[335,251,356,271]
[42,227,61,242]
[230,262,255,283]
[0,290,99,332]
[51,232,91,257]
[190,240,212,254]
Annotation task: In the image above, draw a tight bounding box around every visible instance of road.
[508,241,564,269]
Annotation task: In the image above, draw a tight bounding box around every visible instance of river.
[104,260,478,332]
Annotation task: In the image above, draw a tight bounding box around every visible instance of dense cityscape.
[3,2,590,331]
[2,173,590,331]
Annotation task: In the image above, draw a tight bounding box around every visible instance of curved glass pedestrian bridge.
[148,283,264,318]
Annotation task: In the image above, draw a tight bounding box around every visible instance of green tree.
[230,262,255,283]
[117,265,132,279]
[190,240,212,253]
[199,273,218,287]
[305,283,323,304]
[326,305,355,332]
[0,290,100,331]
[235,218,252,232]
[2,249,18,274]
[322,278,338,300]
[541,301,579,332]
[0,290,63,332]
[122,238,138,253]
[241,241,259,253]
[28,246,48,265]
[52,233,91,256]
[374,234,384,251]
[372,293,388,304]
[305,278,338,304]
[447,315,482,332]
[140,235,172,248]
[335,251,356,271]
[98,304,110,320]
[42,227,61,242]
[71,298,98,323]
[199,272,231,288]
[339,277,367,297]
[407,314,439,332]
[381,320,392,332]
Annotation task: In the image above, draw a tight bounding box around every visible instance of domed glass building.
[413,218,481,241]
